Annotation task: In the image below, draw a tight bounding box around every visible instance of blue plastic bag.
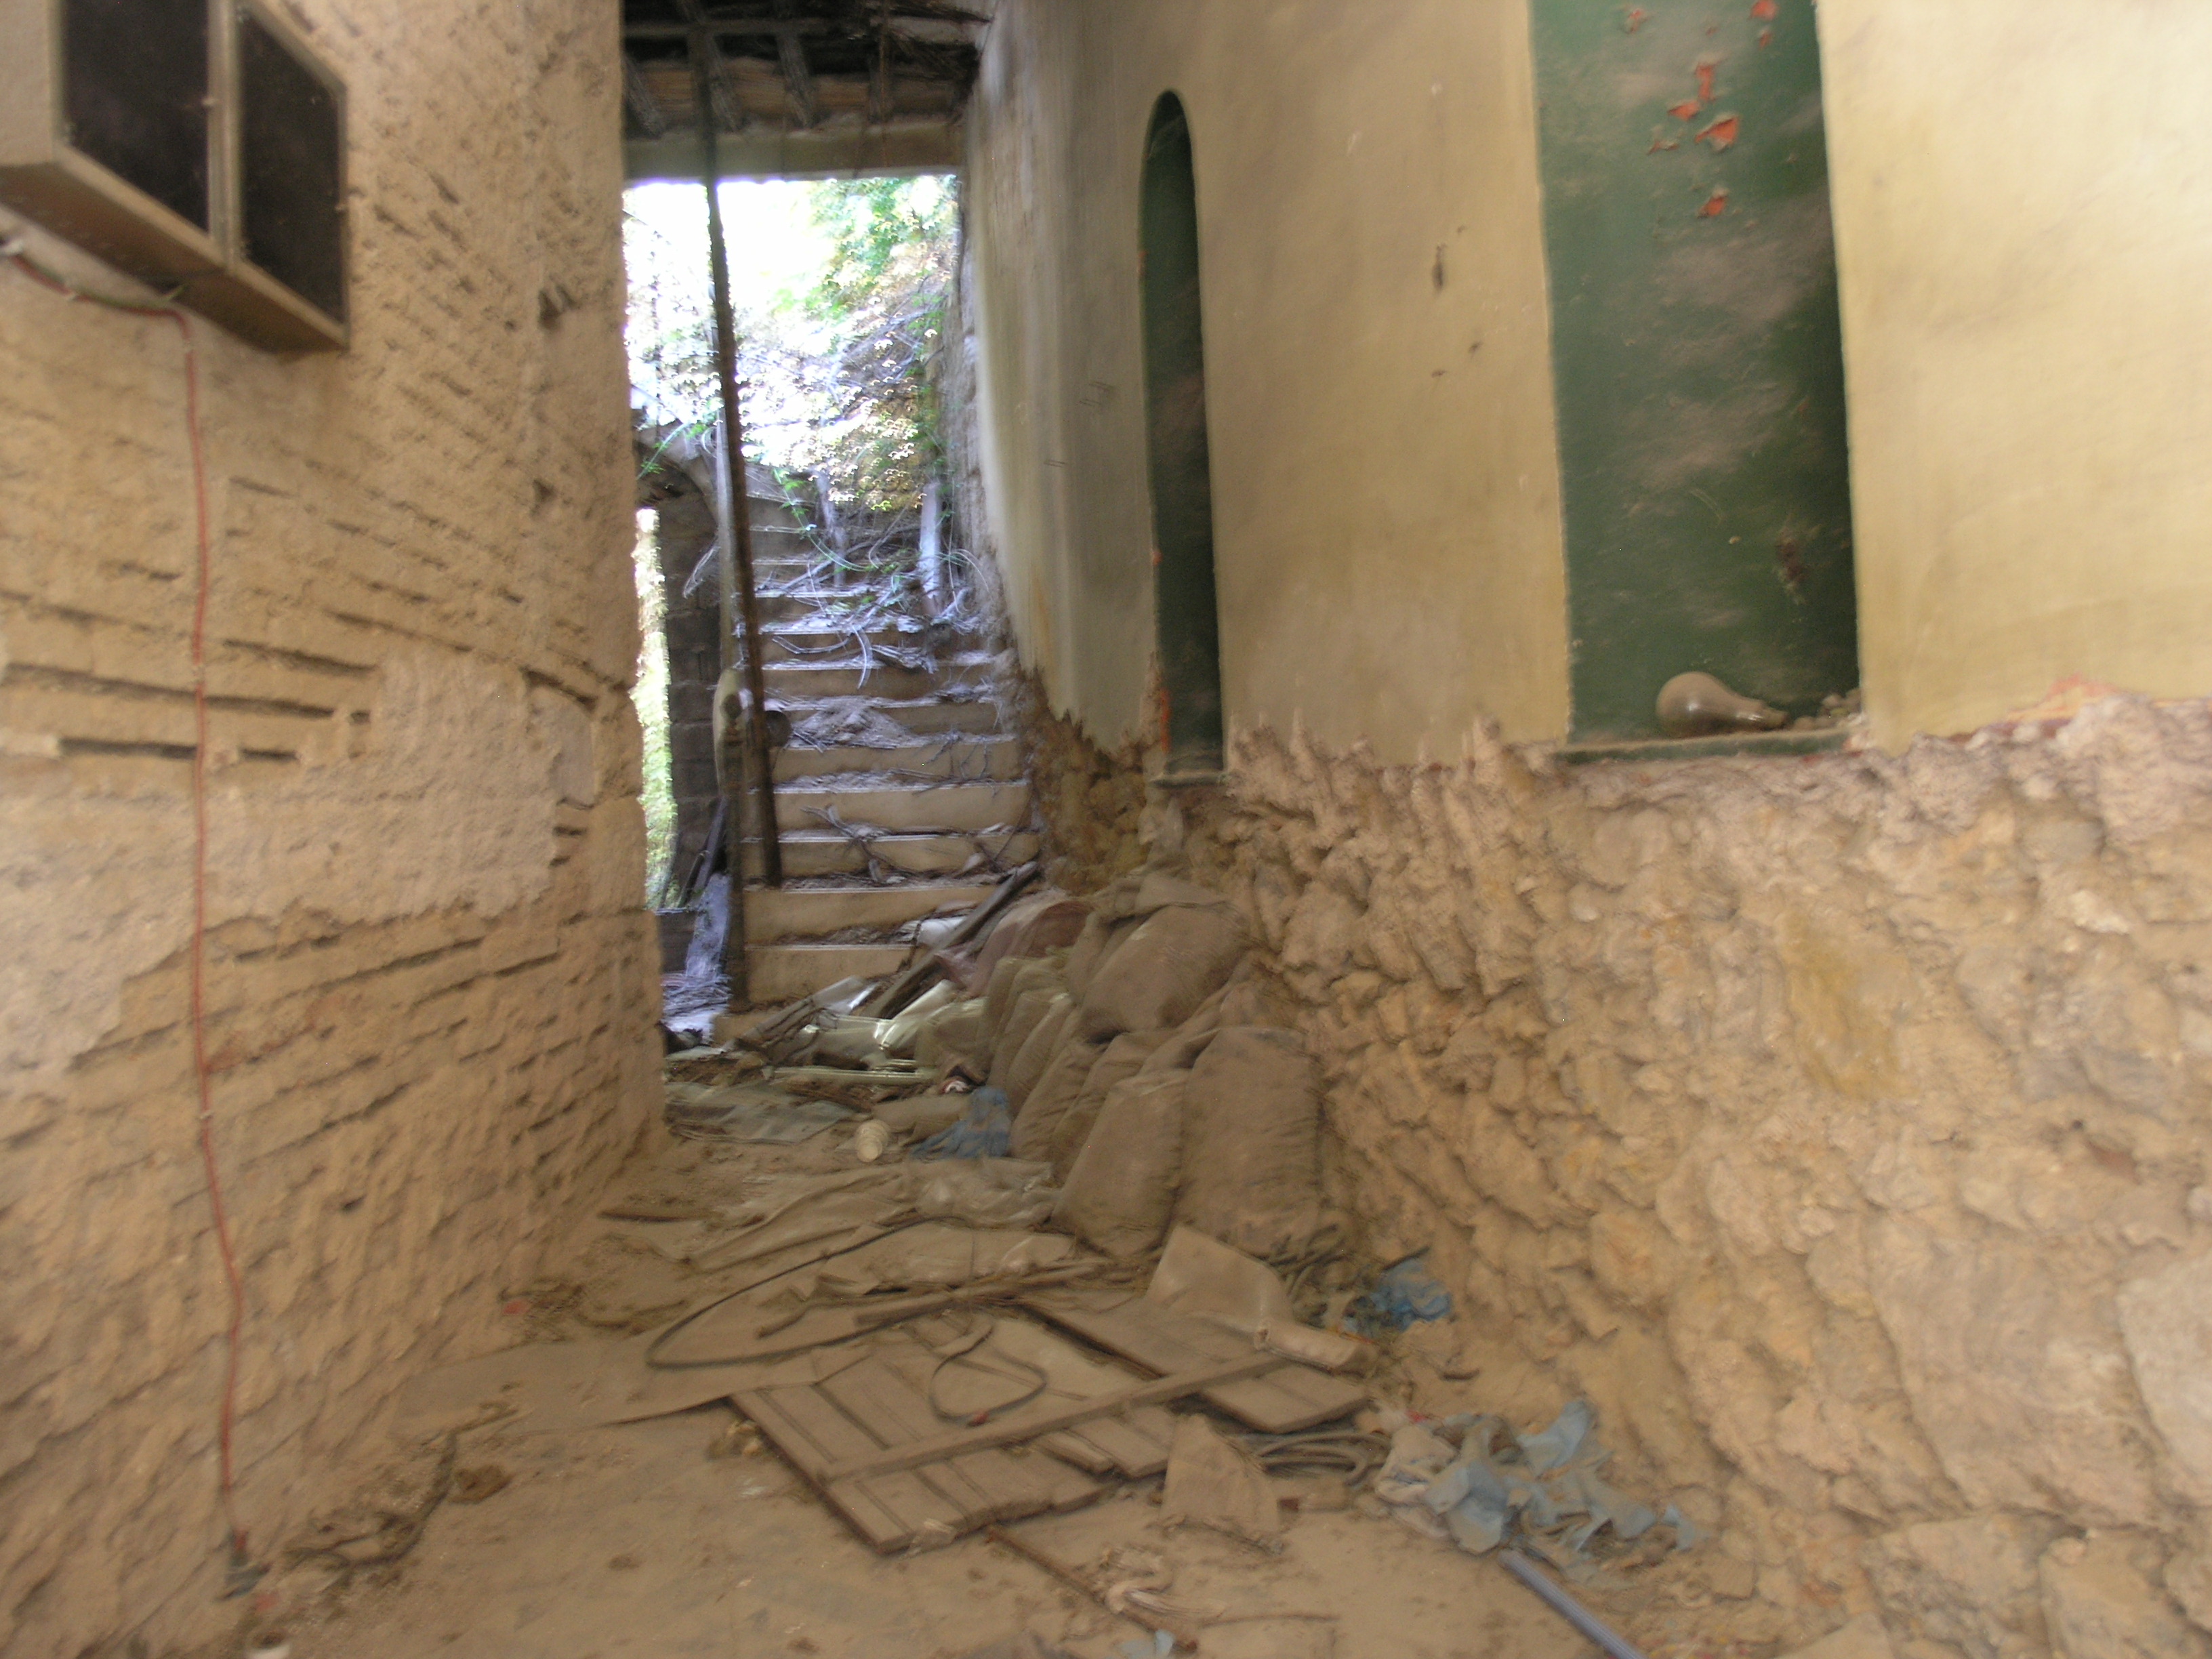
[913,1086,1012,1160]
[1344,1254,1454,1334]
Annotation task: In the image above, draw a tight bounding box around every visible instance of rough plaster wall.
[965,0,1572,760]
[0,3,652,1652]
[1819,0,2212,747]
[1151,701,2212,1654]
[651,480,724,887]
[1003,663,1146,894]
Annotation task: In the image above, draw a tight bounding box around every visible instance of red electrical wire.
[5,247,249,1562]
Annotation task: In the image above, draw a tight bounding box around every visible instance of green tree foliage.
[623,176,955,519]
[790,176,956,518]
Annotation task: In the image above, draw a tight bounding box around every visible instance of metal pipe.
[1495,1550,1653,1659]
[689,27,783,912]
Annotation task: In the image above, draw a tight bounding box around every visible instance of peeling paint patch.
[1696,58,1721,102]
[1699,188,1730,218]
[1776,536,1807,597]
[1751,0,1778,18]
[1625,7,1648,33]
[1697,115,1742,150]
[1670,100,1703,121]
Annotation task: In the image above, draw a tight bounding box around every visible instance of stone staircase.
[737,480,1037,1006]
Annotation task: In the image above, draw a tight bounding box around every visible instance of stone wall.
[646,471,724,893]
[0,4,652,1654]
[1002,663,1147,896]
[1141,701,2212,1656]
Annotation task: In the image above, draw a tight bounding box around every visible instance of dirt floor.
[249,1118,1739,1659]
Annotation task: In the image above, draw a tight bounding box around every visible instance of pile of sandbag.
[958,868,1328,1265]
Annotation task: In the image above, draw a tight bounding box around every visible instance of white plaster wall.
[966,0,1572,760]
[1820,0,2212,746]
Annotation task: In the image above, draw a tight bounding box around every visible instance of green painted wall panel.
[1140,94,1225,772]
[1532,0,1858,741]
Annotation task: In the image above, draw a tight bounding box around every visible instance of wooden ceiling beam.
[622,52,670,137]
[623,5,987,43]
[867,7,893,124]
[674,0,745,131]
[773,2,821,129]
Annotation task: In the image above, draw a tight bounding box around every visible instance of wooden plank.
[1126,1404,1181,1450]
[1034,1448,1106,1512]
[1035,1430,1117,1474]
[1030,1286,1370,1429]
[744,1381,966,1552]
[1022,1289,1368,1433]
[1050,1410,1172,1479]
[823,1358,1092,1523]
[815,1352,1283,1484]
[820,1362,1000,1521]
[737,1388,911,1551]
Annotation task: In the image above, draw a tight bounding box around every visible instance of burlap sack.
[985,960,1064,1082]
[998,992,1073,1112]
[1140,985,1225,1074]
[1053,1070,1189,1258]
[1064,910,1126,1000]
[1009,1031,1103,1163]
[1044,1029,1167,1179]
[979,954,1027,1055]
[1075,903,1246,1040]
[914,998,987,1069]
[1172,1025,1324,1259]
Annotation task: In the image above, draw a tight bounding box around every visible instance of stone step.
[753,565,819,587]
[745,496,804,532]
[762,627,925,665]
[747,943,915,1006]
[774,779,1031,834]
[758,592,849,625]
[750,828,1040,880]
[757,588,929,623]
[745,880,995,943]
[764,660,993,701]
[783,697,1006,740]
[775,737,1023,783]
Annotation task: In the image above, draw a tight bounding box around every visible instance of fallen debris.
[1372,1398,1696,1568]
[665,1080,857,1144]
[986,1527,1200,1650]
[1160,1414,1282,1549]
[449,1465,509,1504]
[1021,1285,1368,1434]
[1343,1254,1453,1336]
[954,1633,1079,1659]
[1495,1548,1654,1659]
[1148,1226,1369,1374]
[914,1086,1013,1158]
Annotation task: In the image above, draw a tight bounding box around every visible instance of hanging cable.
[3,234,252,1576]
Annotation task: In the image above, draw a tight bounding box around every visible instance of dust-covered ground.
[245,1124,1746,1659]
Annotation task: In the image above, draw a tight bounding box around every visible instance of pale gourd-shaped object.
[1656,671,1785,738]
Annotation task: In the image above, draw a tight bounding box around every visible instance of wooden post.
[705,416,749,1005]
[689,26,783,918]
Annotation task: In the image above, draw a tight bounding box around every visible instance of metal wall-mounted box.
[0,0,348,352]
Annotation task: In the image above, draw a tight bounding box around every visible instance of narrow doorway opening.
[623,175,1029,1030]
[1138,93,1225,777]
